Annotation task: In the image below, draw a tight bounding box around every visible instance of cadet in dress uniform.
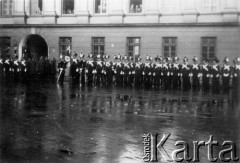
[211,58,220,94]
[70,53,79,83]
[123,55,130,86]
[101,55,107,85]
[191,56,201,90]
[153,55,162,87]
[13,57,20,82]
[79,53,86,85]
[182,57,191,91]
[105,54,113,86]
[162,58,168,90]
[134,57,143,87]
[201,59,211,93]
[232,57,240,89]
[128,57,135,86]
[115,54,123,86]
[166,57,173,89]
[57,55,67,83]
[96,54,103,85]
[143,55,152,87]
[86,54,95,86]
[221,57,231,92]
[4,56,11,80]
[172,56,181,89]
[149,56,155,87]
[20,58,28,82]
[0,57,4,80]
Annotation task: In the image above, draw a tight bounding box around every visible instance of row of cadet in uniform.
[57,53,240,92]
[0,56,57,81]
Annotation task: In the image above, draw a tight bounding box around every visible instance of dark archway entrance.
[19,34,48,60]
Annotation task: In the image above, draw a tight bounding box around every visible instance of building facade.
[0,0,240,62]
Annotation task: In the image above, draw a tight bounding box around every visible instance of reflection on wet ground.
[0,80,240,163]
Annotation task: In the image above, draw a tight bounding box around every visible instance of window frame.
[94,0,108,14]
[0,37,11,59]
[201,37,217,62]
[62,0,75,15]
[201,0,219,12]
[92,37,105,57]
[30,0,43,15]
[126,37,141,62]
[162,37,177,58]
[129,0,143,14]
[1,0,14,16]
[59,37,72,56]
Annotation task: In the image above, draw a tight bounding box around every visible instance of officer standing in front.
[57,55,67,83]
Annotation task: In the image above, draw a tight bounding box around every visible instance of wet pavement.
[0,80,240,163]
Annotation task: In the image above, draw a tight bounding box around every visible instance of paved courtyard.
[0,81,239,163]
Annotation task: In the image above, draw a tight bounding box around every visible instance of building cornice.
[0,22,239,28]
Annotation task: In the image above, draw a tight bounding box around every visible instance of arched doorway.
[18,34,48,60]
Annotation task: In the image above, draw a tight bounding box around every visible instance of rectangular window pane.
[129,0,142,13]
[201,37,217,61]
[62,0,74,14]
[209,53,215,59]
[129,46,133,51]
[164,52,168,58]
[2,0,13,16]
[129,52,133,57]
[92,37,105,56]
[163,37,177,58]
[134,46,139,55]
[127,37,140,62]
[59,37,72,56]
[164,46,169,52]
[134,38,140,44]
[201,0,218,12]
[171,46,176,52]
[171,52,175,58]
[209,46,215,53]
[95,0,107,14]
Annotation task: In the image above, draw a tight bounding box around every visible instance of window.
[62,0,74,14]
[31,0,43,15]
[0,37,10,59]
[1,0,13,16]
[95,0,107,14]
[127,37,140,62]
[162,37,177,58]
[92,37,105,56]
[59,37,72,56]
[201,0,218,12]
[163,0,180,14]
[201,37,217,62]
[129,0,142,13]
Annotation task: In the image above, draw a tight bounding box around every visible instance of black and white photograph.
[0,0,240,162]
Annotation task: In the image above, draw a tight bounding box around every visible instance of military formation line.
[1,54,240,93]
[0,57,57,82]
[57,53,240,93]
